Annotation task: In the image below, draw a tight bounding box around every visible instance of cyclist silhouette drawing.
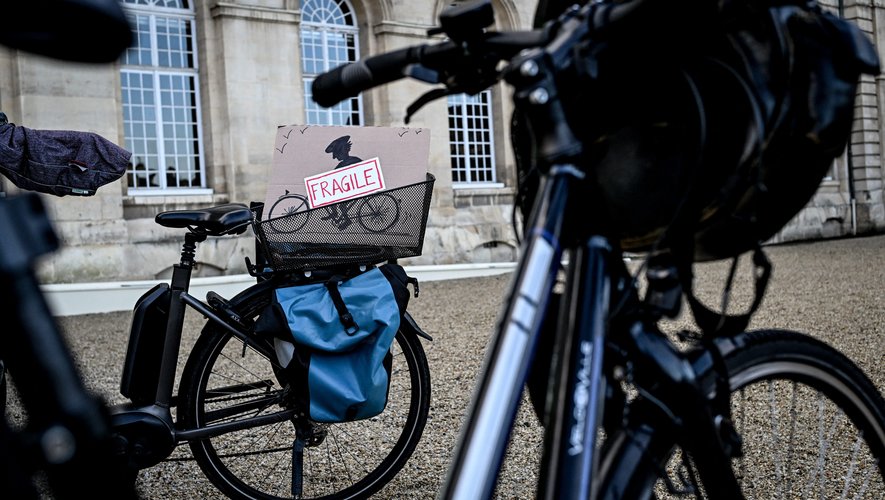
[321,135,362,229]
[326,135,362,169]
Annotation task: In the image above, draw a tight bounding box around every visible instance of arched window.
[120,0,205,193]
[301,0,362,126]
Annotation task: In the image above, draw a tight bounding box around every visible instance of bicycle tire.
[357,193,399,233]
[268,194,311,233]
[177,290,431,500]
[652,330,885,499]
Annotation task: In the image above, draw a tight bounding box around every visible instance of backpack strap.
[325,276,359,335]
[673,242,772,338]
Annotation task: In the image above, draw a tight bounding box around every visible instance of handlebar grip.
[312,47,418,108]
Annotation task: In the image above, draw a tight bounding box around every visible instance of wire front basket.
[253,174,435,272]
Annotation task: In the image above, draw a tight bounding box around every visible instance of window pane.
[301,0,361,125]
[122,1,190,10]
[301,30,323,75]
[122,71,161,188]
[302,0,355,26]
[155,17,194,69]
[121,2,202,191]
[448,91,496,184]
[124,14,153,66]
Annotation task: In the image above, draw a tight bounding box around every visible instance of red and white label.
[304,157,386,208]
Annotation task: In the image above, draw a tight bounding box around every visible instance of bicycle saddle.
[155,203,253,235]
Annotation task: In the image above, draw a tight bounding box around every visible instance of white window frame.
[449,90,501,188]
[301,0,363,126]
[121,0,208,196]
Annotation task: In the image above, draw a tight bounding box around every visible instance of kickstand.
[292,432,306,498]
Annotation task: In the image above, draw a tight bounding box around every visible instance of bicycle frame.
[111,220,431,468]
[0,193,137,498]
[110,228,288,469]
[439,9,742,499]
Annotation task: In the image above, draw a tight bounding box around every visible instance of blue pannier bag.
[255,264,416,422]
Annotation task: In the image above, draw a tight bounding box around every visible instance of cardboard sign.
[263,125,429,221]
[304,157,385,208]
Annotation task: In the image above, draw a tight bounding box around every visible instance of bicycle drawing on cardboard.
[267,189,401,234]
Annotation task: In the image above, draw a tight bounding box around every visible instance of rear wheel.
[655,330,885,498]
[178,292,431,499]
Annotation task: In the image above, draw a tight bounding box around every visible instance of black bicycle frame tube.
[154,263,192,407]
[152,272,275,409]
[641,326,743,498]
[0,194,136,498]
[439,165,579,500]
[595,403,675,499]
[180,293,271,353]
[0,195,102,435]
[537,236,612,499]
[176,407,297,441]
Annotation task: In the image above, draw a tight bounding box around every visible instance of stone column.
[204,0,303,206]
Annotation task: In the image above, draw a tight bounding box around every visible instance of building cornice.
[210,2,299,24]
[372,20,434,38]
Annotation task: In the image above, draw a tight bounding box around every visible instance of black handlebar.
[309,0,659,110]
[311,31,548,109]
[312,46,424,108]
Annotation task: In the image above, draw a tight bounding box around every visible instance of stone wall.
[0,0,882,284]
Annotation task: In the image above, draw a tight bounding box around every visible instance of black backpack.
[514,0,880,262]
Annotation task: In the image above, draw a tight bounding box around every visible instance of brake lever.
[405,88,452,124]
[401,59,499,123]
[402,66,500,124]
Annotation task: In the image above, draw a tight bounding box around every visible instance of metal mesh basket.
[253,174,435,272]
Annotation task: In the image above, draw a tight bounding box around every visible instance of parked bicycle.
[311,0,885,498]
[3,196,432,499]
[3,1,431,498]
[108,200,432,499]
[268,189,401,233]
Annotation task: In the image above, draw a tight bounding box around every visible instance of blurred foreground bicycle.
[312,1,885,498]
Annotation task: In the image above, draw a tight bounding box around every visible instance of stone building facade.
[0,0,882,284]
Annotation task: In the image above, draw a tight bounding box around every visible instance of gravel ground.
[8,233,885,498]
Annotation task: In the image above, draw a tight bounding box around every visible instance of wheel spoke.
[180,326,430,499]
[653,331,885,500]
[768,380,784,498]
[840,433,864,499]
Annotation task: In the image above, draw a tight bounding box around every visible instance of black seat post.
[171,231,207,292]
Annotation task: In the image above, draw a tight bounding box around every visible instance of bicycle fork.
[596,320,744,499]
